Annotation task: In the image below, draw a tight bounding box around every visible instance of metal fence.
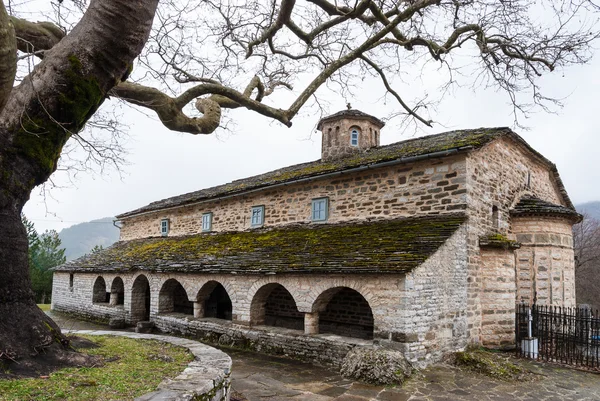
[515,303,600,369]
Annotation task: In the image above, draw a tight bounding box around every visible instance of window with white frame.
[251,206,265,227]
[312,198,329,222]
[160,219,169,236]
[202,212,213,232]
[350,128,359,146]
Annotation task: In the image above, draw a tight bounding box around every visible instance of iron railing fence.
[515,303,600,369]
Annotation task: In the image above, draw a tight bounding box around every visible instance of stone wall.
[118,155,468,241]
[319,116,381,161]
[479,247,516,347]
[465,136,573,343]
[512,216,576,306]
[52,226,470,368]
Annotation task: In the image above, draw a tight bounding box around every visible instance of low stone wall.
[153,314,370,368]
[68,330,231,401]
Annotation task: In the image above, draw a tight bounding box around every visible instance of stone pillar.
[194,301,205,318]
[109,291,119,306]
[304,312,319,335]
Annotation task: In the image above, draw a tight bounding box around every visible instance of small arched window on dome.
[350,128,359,147]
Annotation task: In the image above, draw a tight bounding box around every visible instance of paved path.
[48,311,600,401]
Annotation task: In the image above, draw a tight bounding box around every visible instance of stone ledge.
[65,330,231,401]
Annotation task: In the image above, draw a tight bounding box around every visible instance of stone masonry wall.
[479,248,516,347]
[512,216,576,306]
[466,136,573,344]
[119,155,468,241]
[52,226,469,368]
[320,116,381,160]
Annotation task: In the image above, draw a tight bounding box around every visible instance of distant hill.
[59,217,120,261]
[576,201,600,220]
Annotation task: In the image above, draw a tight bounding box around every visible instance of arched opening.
[197,281,232,320]
[159,279,193,315]
[110,277,125,306]
[92,276,109,303]
[250,283,303,330]
[131,275,151,323]
[314,287,374,339]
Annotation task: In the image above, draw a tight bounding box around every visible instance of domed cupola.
[317,105,385,161]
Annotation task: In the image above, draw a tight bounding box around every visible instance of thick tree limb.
[10,16,64,54]
[0,1,16,113]
[111,77,291,135]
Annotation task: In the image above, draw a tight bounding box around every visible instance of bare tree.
[574,214,600,310]
[574,214,600,271]
[1,0,599,371]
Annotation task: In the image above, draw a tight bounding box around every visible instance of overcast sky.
[20,8,600,234]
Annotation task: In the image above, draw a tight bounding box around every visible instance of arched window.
[350,128,359,146]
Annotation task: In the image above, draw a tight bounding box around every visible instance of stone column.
[194,301,205,318]
[109,291,119,306]
[304,312,319,335]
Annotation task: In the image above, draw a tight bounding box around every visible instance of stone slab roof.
[510,196,582,222]
[118,127,527,219]
[317,109,386,130]
[55,214,466,274]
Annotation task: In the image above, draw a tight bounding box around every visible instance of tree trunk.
[0,0,159,371]
[0,194,65,361]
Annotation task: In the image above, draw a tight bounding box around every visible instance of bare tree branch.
[0,0,16,113]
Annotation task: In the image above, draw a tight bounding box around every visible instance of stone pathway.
[226,347,600,401]
[48,311,600,401]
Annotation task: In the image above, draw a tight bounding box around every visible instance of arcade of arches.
[88,274,375,339]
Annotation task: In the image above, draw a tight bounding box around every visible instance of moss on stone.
[11,54,104,178]
[56,215,466,274]
[455,347,533,381]
[479,234,520,250]
[119,128,511,218]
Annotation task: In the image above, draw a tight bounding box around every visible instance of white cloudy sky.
[19,4,600,233]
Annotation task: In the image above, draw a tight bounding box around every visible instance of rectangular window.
[160,219,169,236]
[312,198,329,222]
[251,205,265,227]
[202,212,213,232]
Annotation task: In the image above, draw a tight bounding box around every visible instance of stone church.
[52,109,581,367]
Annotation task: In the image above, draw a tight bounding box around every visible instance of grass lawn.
[0,335,193,401]
[37,304,51,312]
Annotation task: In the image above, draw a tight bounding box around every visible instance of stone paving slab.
[49,312,600,401]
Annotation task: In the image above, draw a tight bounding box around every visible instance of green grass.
[0,335,193,401]
[37,304,51,312]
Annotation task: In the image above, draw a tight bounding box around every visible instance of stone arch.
[196,281,233,320]
[313,286,374,339]
[110,276,125,306]
[159,278,193,315]
[131,274,151,323]
[92,276,109,303]
[250,283,304,330]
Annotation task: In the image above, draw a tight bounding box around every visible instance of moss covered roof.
[510,196,582,222]
[55,214,466,274]
[118,127,517,219]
